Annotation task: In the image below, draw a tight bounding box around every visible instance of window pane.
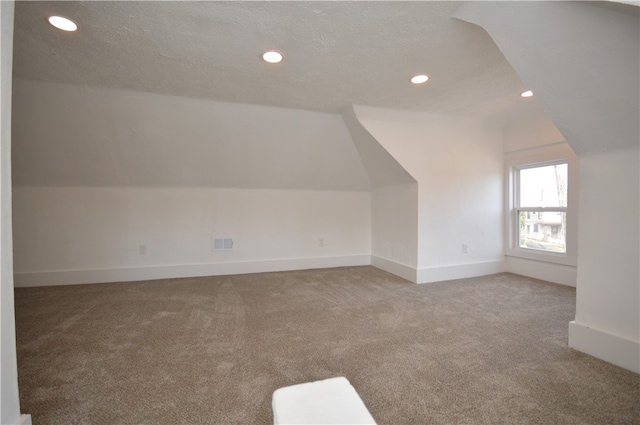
[519,211,566,253]
[519,164,567,208]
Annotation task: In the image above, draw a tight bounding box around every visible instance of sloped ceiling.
[12,79,373,189]
[455,1,639,155]
[12,1,532,190]
[342,105,416,188]
[13,1,528,116]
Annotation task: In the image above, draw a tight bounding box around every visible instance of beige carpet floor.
[14,266,640,424]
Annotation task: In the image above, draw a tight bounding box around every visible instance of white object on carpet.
[272,376,377,425]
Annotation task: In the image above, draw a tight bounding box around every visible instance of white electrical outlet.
[318,238,325,247]
[462,243,468,254]
[139,244,147,255]
[213,237,234,251]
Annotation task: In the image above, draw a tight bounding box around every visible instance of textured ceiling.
[13,1,530,116]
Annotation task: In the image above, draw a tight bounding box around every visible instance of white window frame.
[506,144,578,267]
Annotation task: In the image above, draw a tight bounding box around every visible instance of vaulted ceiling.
[13,1,529,117]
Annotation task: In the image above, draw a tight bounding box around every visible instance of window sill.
[506,247,577,267]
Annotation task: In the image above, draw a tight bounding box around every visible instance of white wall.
[341,105,418,280]
[11,79,375,286]
[354,105,505,283]
[371,183,419,281]
[12,79,371,191]
[13,187,371,286]
[1,2,31,424]
[456,0,640,373]
[571,146,639,371]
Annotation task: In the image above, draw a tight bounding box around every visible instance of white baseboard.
[569,321,640,374]
[417,260,506,284]
[371,257,506,284]
[11,415,32,425]
[13,255,371,287]
[371,256,417,283]
[506,256,577,287]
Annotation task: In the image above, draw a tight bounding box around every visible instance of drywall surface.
[12,187,371,286]
[341,106,415,188]
[371,183,419,279]
[455,1,639,157]
[11,79,370,191]
[343,106,418,280]
[502,102,566,153]
[456,0,639,371]
[1,2,22,424]
[354,105,504,281]
[2,2,30,424]
[574,147,639,355]
[13,2,527,116]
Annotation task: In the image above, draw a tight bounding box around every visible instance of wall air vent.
[213,238,234,251]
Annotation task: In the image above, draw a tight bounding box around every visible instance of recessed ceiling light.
[410,74,429,84]
[521,90,533,98]
[262,51,283,64]
[48,15,78,32]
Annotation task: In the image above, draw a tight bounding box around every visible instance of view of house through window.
[517,163,568,253]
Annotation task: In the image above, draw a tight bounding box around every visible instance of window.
[516,163,568,253]
[506,144,578,267]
